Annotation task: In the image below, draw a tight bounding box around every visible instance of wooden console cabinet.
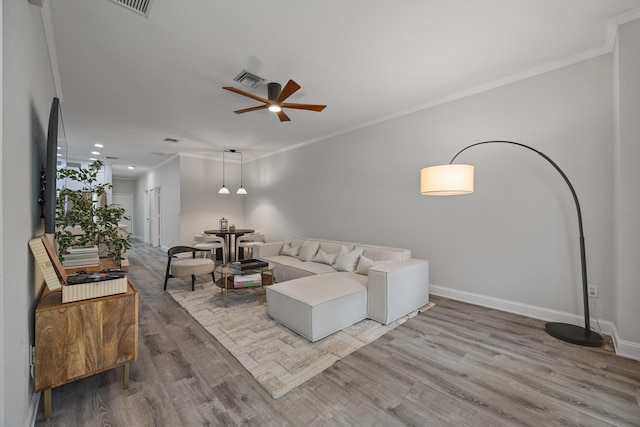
[34,259,138,419]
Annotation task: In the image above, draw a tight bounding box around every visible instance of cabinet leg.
[43,389,52,420]
[123,363,130,390]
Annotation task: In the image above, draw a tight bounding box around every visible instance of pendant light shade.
[218,150,229,194]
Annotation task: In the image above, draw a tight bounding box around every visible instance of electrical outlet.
[588,285,598,298]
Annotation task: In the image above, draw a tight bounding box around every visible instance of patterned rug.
[167,281,434,398]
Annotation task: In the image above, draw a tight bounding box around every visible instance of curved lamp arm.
[422,140,602,347]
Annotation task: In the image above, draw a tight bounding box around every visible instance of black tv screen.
[44,97,62,234]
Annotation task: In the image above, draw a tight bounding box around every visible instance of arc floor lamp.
[421,140,603,347]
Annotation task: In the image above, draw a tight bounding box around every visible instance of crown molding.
[611,6,640,25]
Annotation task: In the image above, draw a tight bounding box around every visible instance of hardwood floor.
[35,241,640,426]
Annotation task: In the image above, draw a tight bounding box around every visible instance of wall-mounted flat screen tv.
[44,97,66,233]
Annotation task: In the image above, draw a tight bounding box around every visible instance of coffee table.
[214,262,275,307]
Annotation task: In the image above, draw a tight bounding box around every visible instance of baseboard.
[610,327,640,361]
[429,285,640,360]
[25,392,40,427]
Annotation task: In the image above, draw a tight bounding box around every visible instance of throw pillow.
[355,256,391,275]
[311,248,338,265]
[280,243,301,257]
[298,240,321,261]
[333,246,364,272]
[355,255,375,275]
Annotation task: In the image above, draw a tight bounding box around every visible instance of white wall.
[179,155,244,245]
[246,54,617,335]
[113,177,137,195]
[614,18,640,354]
[135,155,181,249]
[2,1,57,425]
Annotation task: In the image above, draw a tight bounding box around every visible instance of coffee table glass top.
[214,262,274,276]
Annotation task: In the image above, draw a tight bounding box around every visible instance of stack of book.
[61,245,100,268]
[229,259,268,272]
[233,272,262,288]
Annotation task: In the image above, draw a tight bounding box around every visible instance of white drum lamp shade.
[421,164,474,195]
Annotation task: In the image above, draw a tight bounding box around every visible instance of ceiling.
[46,0,640,178]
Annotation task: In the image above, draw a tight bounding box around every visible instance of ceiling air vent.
[109,0,154,17]
[163,138,178,143]
[150,152,165,156]
[105,156,119,160]
[233,70,266,88]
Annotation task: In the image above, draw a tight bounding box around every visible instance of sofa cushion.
[334,246,364,272]
[266,272,368,341]
[298,239,320,261]
[311,248,338,265]
[280,242,301,257]
[298,261,337,275]
[268,272,367,306]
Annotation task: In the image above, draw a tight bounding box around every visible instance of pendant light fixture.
[219,149,248,194]
[218,150,230,194]
[236,150,247,194]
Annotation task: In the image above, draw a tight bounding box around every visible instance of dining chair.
[236,232,265,261]
[193,234,226,264]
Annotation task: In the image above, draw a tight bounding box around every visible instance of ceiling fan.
[222,79,326,122]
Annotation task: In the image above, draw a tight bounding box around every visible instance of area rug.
[167,281,434,398]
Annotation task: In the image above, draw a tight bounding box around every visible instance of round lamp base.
[545,322,603,347]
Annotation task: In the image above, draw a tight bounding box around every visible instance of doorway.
[149,187,161,247]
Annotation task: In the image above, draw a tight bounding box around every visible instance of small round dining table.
[204,229,255,262]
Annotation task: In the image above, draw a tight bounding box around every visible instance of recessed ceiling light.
[94,143,104,148]
[89,157,97,161]
[91,151,100,155]
[57,153,61,157]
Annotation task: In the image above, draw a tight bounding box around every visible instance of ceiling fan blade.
[223,86,269,104]
[276,80,301,103]
[281,103,327,112]
[277,110,291,122]
[234,105,269,114]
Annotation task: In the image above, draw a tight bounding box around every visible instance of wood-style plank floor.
[35,241,640,426]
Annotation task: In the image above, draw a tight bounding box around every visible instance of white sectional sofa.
[254,237,429,342]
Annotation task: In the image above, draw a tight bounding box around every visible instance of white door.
[112,193,133,234]
[149,187,161,247]
[143,190,150,244]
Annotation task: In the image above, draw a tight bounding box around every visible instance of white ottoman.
[266,272,368,342]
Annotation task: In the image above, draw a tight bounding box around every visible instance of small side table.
[214,263,274,307]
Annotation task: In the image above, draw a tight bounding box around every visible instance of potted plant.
[55,160,131,267]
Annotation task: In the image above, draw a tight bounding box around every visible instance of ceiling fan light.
[268,105,282,112]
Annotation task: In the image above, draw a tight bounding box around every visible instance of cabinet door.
[35,291,138,391]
